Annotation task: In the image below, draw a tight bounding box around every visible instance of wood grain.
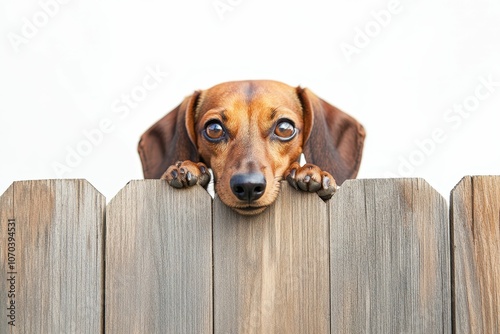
[4,176,499,333]
[213,182,330,334]
[105,180,213,333]
[451,176,500,333]
[329,178,451,333]
[0,180,104,333]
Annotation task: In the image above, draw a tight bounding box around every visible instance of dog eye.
[204,121,225,141]
[274,120,297,140]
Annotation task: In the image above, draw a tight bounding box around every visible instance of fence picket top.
[0,179,105,333]
[451,175,500,334]
[107,179,213,206]
[329,178,451,333]
[105,180,213,334]
[213,181,330,333]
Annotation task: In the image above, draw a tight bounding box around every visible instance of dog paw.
[161,161,211,189]
[284,162,337,200]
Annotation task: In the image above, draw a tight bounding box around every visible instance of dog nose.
[230,173,267,202]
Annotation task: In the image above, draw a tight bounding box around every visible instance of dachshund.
[138,80,365,215]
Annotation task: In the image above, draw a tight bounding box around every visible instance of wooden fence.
[0,177,499,333]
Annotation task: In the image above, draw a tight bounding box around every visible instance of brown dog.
[138,80,365,215]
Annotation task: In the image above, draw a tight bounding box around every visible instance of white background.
[1,0,499,201]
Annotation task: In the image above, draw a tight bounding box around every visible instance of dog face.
[191,81,305,214]
[138,80,365,215]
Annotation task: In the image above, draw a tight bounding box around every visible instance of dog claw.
[322,176,330,189]
[162,161,211,189]
[317,174,336,200]
[285,168,298,190]
[285,162,336,200]
[297,174,321,192]
[198,173,210,188]
[169,179,183,189]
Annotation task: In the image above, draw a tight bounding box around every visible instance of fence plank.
[105,180,213,333]
[213,182,330,333]
[329,178,451,333]
[0,180,104,333]
[451,176,500,333]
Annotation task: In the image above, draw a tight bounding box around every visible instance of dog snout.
[230,173,267,202]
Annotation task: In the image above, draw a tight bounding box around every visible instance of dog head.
[138,80,365,215]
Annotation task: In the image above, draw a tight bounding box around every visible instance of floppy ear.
[297,87,366,185]
[138,91,201,179]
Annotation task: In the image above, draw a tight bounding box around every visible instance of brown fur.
[138,80,365,215]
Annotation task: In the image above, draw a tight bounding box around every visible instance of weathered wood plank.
[213,182,330,333]
[0,180,104,333]
[451,176,500,334]
[329,178,451,333]
[105,180,212,333]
